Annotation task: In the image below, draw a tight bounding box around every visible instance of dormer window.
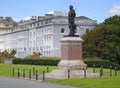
[61,28,65,33]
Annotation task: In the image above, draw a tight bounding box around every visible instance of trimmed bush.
[12,58,60,66]
[13,58,120,70]
[84,60,120,70]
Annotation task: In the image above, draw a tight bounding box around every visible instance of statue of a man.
[68,5,77,36]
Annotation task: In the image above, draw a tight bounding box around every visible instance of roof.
[78,16,92,20]
[0,17,17,28]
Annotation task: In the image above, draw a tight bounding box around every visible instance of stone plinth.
[58,37,86,70]
[45,37,99,79]
[58,60,86,70]
[45,70,99,79]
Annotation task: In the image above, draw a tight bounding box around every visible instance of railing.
[12,65,119,81]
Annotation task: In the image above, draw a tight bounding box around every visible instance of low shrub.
[12,58,60,66]
[0,58,4,63]
[84,60,120,70]
[13,58,120,70]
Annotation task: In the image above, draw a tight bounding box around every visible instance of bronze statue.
[67,5,78,37]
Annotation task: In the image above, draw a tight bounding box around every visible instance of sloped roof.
[78,16,92,20]
[0,17,17,28]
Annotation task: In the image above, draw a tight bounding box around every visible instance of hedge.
[12,59,120,70]
[84,60,120,70]
[12,58,60,66]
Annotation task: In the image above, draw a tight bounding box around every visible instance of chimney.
[38,16,45,21]
[0,16,3,21]
[45,14,54,19]
[5,16,12,21]
[30,16,36,22]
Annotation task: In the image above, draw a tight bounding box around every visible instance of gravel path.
[0,76,78,88]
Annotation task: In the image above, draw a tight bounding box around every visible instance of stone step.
[45,69,99,79]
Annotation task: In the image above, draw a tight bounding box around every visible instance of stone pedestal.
[45,37,99,79]
[58,37,86,70]
[45,69,99,79]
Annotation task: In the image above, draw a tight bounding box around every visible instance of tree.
[0,49,16,60]
[102,15,120,64]
[82,25,112,58]
[82,18,120,64]
[10,49,16,58]
[25,51,42,59]
[1,50,9,59]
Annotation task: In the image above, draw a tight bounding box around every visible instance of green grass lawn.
[48,76,120,88]
[0,64,57,77]
[48,68,120,88]
[0,64,120,88]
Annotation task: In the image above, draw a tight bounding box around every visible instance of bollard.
[68,69,70,79]
[100,68,102,77]
[101,65,103,69]
[115,67,117,76]
[110,66,112,76]
[12,67,14,77]
[101,65,103,76]
[47,65,49,73]
[43,70,45,81]
[29,69,31,79]
[23,68,25,78]
[18,68,20,78]
[84,68,86,78]
[33,67,35,76]
[93,65,95,73]
[100,67,103,77]
[35,70,38,80]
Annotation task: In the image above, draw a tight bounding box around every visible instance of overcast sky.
[0,0,120,23]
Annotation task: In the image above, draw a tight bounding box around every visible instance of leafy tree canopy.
[82,15,120,64]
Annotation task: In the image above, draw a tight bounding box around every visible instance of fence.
[12,65,120,81]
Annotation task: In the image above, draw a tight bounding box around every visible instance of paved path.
[0,76,78,88]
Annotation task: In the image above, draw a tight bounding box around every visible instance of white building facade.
[0,11,97,58]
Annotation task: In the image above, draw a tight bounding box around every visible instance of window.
[86,28,89,33]
[30,32,32,37]
[37,23,39,26]
[30,24,32,28]
[34,32,35,37]
[34,24,35,27]
[45,20,48,24]
[49,20,52,23]
[34,40,35,46]
[61,28,65,33]
[24,25,26,29]
[50,28,51,32]
[41,22,43,25]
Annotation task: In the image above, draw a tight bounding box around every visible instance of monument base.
[45,69,99,79]
[45,37,99,79]
[58,60,86,70]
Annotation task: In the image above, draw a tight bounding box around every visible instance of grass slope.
[0,64,57,77]
[48,68,120,88]
[0,64,120,88]
[49,77,120,88]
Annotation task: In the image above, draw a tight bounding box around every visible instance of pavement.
[0,76,78,88]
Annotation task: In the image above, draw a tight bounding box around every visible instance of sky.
[0,0,120,23]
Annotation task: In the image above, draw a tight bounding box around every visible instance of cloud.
[14,16,30,22]
[13,18,21,22]
[22,17,30,20]
[109,5,120,16]
[47,11,54,14]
